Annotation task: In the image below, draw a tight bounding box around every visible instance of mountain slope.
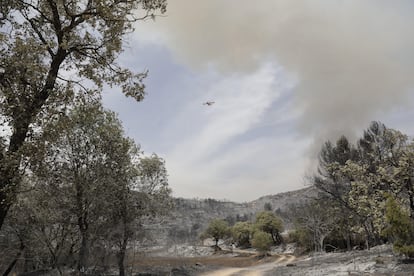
[142,186,318,246]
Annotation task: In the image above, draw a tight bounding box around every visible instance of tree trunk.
[346,233,352,251]
[77,228,88,275]
[410,194,414,218]
[408,178,414,218]
[0,162,21,228]
[319,234,327,252]
[0,195,10,231]
[2,256,19,276]
[0,45,67,231]
[117,198,129,276]
[117,245,127,276]
[2,238,24,276]
[75,175,89,275]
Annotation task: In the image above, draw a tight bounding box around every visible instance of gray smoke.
[138,0,414,143]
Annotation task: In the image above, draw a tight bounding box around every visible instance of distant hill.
[249,185,319,213]
[142,186,318,246]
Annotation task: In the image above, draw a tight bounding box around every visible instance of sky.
[103,0,414,202]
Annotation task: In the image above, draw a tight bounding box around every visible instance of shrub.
[383,195,414,258]
[251,231,273,253]
[232,221,253,248]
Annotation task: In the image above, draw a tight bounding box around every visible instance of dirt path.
[199,254,296,276]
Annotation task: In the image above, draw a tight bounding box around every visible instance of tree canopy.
[306,121,414,253]
[0,0,167,229]
[254,211,284,245]
[202,219,230,248]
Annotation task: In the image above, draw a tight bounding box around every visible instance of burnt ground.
[131,251,281,275]
[130,245,414,276]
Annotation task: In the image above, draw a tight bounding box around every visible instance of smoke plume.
[137,0,414,143]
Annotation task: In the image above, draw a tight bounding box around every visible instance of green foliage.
[0,1,171,273]
[313,121,414,250]
[0,0,167,230]
[231,221,253,248]
[1,98,172,274]
[203,219,230,247]
[251,231,273,253]
[288,227,313,251]
[30,98,140,272]
[383,195,414,258]
[136,154,173,217]
[289,199,340,252]
[254,211,284,245]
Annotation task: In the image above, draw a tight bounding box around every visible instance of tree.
[292,199,338,252]
[96,137,140,276]
[0,0,167,230]
[312,121,414,250]
[107,153,172,276]
[314,135,358,208]
[202,219,230,249]
[383,195,414,258]
[289,225,313,252]
[0,97,173,275]
[1,179,79,274]
[392,144,414,218]
[136,154,172,216]
[254,211,284,245]
[251,231,273,254]
[27,97,139,274]
[232,221,253,248]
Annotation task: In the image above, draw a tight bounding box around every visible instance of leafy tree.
[202,219,230,249]
[292,200,338,252]
[330,160,383,248]
[97,139,140,276]
[136,154,172,216]
[254,211,283,245]
[306,121,414,253]
[251,231,273,254]
[1,97,172,275]
[289,225,313,251]
[383,195,414,258]
[344,123,408,247]
[116,153,172,276]
[392,144,414,218]
[1,180,79,274]
[314,135,358,207]
[0,0,167,230]
[27,97,139,274]
[232,221,253,248]
[358,122,407,174]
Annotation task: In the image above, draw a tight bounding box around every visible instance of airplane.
[203,101,215,106]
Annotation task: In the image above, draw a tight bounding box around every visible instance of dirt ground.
[130,245,414,276]
[131,251,287,275]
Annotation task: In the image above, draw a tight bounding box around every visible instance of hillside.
[142,186,318,246]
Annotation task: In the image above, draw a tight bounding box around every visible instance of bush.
[202,219,230,248]
[383,195,414,258]
[254,211,284,245]
[288,227,312,251]
[251,231,273,253]
[232,221,253,248]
